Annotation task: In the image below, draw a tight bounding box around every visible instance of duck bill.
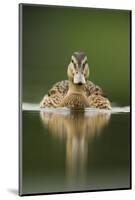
[73,73,86,84]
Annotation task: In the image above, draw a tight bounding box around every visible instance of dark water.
[22,110,130,194]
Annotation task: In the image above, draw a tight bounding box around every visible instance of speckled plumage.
[40,52,111,109]
[40,80,111,109]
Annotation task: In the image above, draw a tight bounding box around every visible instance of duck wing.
[84,80,105,97]
[40,80,69,108]
[48,80,69,97]
[85,80,111,109]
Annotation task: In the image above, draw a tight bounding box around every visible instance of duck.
[40,52,111,109]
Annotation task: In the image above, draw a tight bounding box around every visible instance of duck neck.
[68,81,85,94]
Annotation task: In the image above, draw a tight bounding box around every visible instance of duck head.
[67,52,89,85]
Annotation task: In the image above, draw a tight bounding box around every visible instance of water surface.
[21,104,130,194]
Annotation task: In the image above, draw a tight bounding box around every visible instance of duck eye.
[71,60,74,64]
[83,60,87,68]
[83,63,86,69]
[71,59,77,69]
[85,60,87,65]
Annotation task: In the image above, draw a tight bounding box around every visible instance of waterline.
[22,102,130,114]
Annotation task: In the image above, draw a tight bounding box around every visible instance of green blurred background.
[22,5,130,106]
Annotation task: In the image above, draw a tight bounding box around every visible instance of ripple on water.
[22,103,130,115]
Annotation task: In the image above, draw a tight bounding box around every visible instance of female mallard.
[40,52,111,109]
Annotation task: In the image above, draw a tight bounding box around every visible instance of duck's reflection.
[40,110,111,184]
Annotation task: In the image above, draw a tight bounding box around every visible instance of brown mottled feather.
[88,94,111,109]
[59,93,90,108]
[40,80,111,109]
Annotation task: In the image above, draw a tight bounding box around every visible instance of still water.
[22,104,130,195]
